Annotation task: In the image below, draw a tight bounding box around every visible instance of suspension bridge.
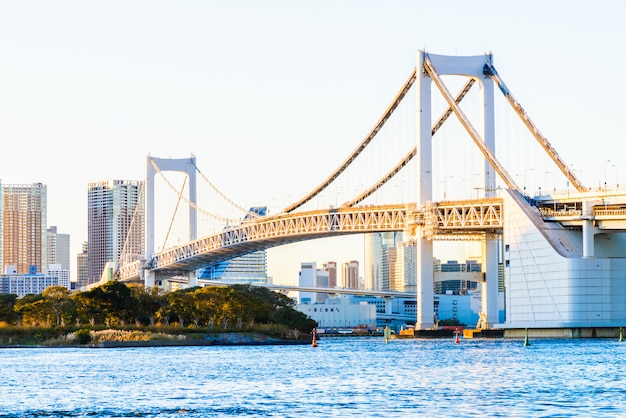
[116,51,626,333]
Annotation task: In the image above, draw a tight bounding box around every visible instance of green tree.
[72,290,102,325]
[162,288,196,328]
[72,281,132,326]
[0,294,18,325]
[193,286,224,328]
[42,286,74,326]
[127,284,164,326]
[14,295,51,326]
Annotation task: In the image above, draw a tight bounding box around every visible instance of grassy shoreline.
[0,325,311,348]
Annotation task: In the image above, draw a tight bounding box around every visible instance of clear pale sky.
[1,1,625,284]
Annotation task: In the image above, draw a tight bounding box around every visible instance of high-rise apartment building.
[323,261,337,287]
[1,182,47,274]
[342,260,359,289]
[46,226,70,273]
[76,241,89,289]
[87,180,144,284]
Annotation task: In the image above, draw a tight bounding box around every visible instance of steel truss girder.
[421,198,503,239]
[120,205,416,281]
[119,200,504,282]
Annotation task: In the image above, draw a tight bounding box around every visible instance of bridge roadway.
[119,199,504,282]
[119,191,626,284]
[199,280,416,298]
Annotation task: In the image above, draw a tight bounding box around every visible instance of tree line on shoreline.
[0,281,318,334]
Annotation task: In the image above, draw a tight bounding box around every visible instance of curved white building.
[502,189,626,335]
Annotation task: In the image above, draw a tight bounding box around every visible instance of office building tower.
[198,207,269,284]
[298,261,330,304]
[392,240,417,293]
[76,241,89,289]
[434,259,481,295]
[46,226,70,273]
[298,262,316,304]
[342,260,359,289]
[1,183,47,274]
[87,180,144,284]
[364,231,403,290]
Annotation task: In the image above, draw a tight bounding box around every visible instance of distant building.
[323,261,337,288]
[298,262,330,304]
[87,180,144,284]
[46,226,70,273]
[341,260,359,289]
[392,240,417,293]
[364,231,403,290]
[295,296,377,328]
[294,292,500,331]
[0,263,70,297]
[76,241,89,289]
[434,259,481,295]
[198,207,269,285]
[1,182,47,275]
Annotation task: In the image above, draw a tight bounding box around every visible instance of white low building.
[0,264,70,297]
[296,296,376,328]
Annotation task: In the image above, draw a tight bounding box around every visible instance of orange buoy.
[311,328,318,347]
[454,329,460,344]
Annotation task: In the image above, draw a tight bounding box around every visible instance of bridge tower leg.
[481,64,500,329]
[416,51,435,330]
[415,50,499,330]
[146,156,198,288]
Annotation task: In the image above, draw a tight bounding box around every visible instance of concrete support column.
[482,238,499,327]
[417,238,434,329]
[188,270,198,288]
[144,269,155,288]
[582,200,595,257]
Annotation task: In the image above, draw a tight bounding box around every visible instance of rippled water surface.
[1,337,626,417]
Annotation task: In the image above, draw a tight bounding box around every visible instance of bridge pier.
[416,237,435,330]
[143,269,155,288]
[188,270,198,288]
[482,238,499,328]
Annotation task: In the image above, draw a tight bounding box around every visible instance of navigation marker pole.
[524,328,531,347]
[384,326,392,344]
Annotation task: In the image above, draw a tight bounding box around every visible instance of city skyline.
[1,2,625,284]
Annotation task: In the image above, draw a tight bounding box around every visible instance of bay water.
[1,337,625,417]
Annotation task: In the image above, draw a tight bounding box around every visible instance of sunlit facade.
[87,180,144,284]
[1,183,47,275]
